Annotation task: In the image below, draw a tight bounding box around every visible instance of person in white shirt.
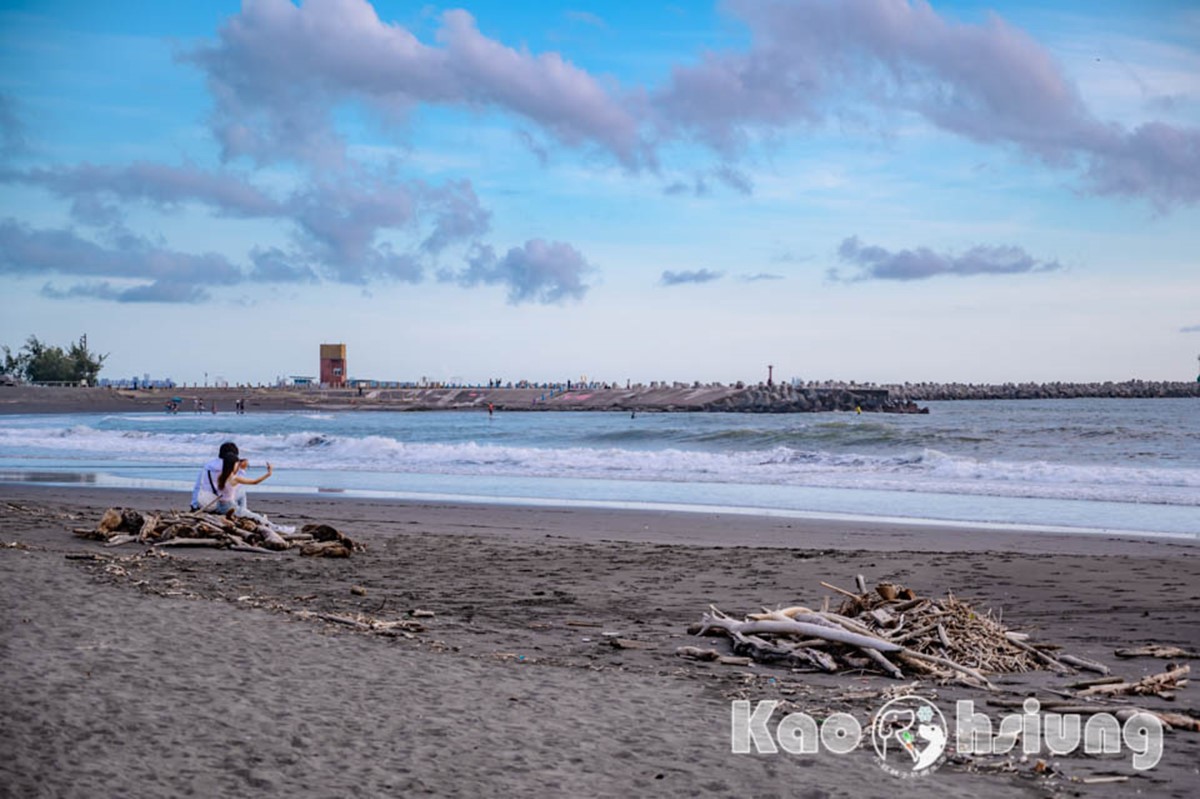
[190,441,240,511]
[214,454,288,547]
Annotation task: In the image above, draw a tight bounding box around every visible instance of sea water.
[0,398,1196,537]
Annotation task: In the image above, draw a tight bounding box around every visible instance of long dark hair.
[217,453,240,490]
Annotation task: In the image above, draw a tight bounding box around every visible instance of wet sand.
[2,485,1198,797]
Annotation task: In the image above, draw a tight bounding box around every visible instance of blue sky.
[1,0,1197,386]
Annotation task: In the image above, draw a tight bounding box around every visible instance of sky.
[1,0,1198,386]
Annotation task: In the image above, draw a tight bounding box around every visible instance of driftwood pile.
[74,507,362,557]
[686,578,1107,690]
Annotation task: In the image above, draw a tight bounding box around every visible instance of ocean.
[1,398,1197,537]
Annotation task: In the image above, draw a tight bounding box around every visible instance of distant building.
[320,343,347,387]
[98,376,176,389]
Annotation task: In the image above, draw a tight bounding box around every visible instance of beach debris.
[688,579,1112,689]
[1075,776,1130,785]
[1151,711,1200,733]
[296,523,360,557]
[154,537,227,548]
[675,646,754,666]
[1056,653,1110,674]
[609,637,651,650]
[76,507,363,556]
[5,500,79,522]
[293,610,425,636]
[1115,644,1200,659]
[1075,664,1189,699]
[987,696,1200,733]
[298,540,351,557]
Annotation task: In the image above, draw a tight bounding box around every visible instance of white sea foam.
[2,423,1197,507]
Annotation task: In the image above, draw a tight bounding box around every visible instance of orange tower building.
[319,343,347,387]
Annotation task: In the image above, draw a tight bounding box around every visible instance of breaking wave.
[1,420,1196,507]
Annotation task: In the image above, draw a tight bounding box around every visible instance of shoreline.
[3,485,1199,796]
[6,484,1199,555]
[3,474,1197,544]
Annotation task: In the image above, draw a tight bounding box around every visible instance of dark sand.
[2,485,1198,798]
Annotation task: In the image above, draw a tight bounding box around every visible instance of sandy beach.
[2,485,1198,798]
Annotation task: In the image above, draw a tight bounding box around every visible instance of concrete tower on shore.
[320,344,347,387]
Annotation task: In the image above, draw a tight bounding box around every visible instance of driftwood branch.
[896,649,994,690]
[154,537,226,548]
[1058,654,1110,675]
[687,578,1100,690]
[1004,632,1071,672]
[1114,645,1200,659]
[700,613,902,653]
[1076,664,1190,697]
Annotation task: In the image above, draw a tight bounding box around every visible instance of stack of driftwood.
[74,507,362,557]
[685,577,1108,690]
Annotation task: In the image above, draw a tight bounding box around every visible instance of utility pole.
[767,364,774,387]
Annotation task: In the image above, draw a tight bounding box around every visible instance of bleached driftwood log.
[1058,654,1110,675]
[154,537,226,548]
[698,605,996,689]
[700,611,903,652]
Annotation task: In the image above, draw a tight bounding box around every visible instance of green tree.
[2,335,107,384]
[2,344,27,377]
[67,335,107,384]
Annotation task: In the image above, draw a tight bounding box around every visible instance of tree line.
[2,335,107,384]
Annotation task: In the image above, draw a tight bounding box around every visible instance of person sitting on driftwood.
[214,455,289,547]
[191,441,239,511]
[216,455,271,514]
